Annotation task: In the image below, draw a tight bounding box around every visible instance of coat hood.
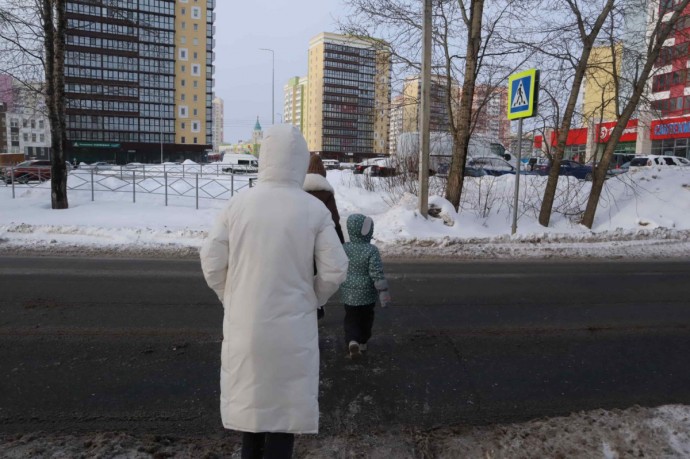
[258,124,309,187]
[303,173,334,193]
[346,213,373,243]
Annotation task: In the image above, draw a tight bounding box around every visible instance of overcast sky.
[214,0,345,143]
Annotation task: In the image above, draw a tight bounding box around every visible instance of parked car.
[535,159,594,180]
[322,159,340,170]
[629,154,690,168]
[221,153,258,174]
[3,160,52,184]
[124,162,145,169]
[364,158,397,177]
[353,158,380,174]
[80,161,114,172]
[465,157,516,177]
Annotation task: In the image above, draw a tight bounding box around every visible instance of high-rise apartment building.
[283,76,307,133]
[472,84,511,148]
[399,75,510,148]
[212,96,224,151]
[305,32,391,160]
[64,0,214,164]
[388,94,404,154]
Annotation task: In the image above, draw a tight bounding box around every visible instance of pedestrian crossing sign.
[507,69,539,120]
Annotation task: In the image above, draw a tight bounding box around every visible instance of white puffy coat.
[200,125,348,434]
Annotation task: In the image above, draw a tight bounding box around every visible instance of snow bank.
[1,167,690,259]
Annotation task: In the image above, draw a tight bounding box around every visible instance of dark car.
[535,159,594,181]
[3,160,52,184]
[465,157,516,177]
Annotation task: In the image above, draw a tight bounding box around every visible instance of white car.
[629,155,690,167]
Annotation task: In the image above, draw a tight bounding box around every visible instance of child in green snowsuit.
[340,213,391,359]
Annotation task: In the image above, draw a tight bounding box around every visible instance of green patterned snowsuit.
[340,214,386,306]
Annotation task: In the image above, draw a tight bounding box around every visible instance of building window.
[193,23,198,31]
[191,64,201,76]
[179,105,188,118]
[30,119,36,129]
[181,136,186,143]
[193,137,198,144]
[181,122,186,129]
[31,133,36,142]
[38,120,44,129]
[193,51,198,59]
[192,120,200,132]
[23,133,28,142]
[179,48,188,60]
[191,6,201,19]
[193,94,198,102]
[181,21,186,30]
[22,119,28,128]
[181,79,186,87]
[39,134,45,142]
[181,7,185,14]
[181,64,186,73]
[181,36,187,44]
[193,108,198,116]
[181,93,186,101]
[193,80,198,88]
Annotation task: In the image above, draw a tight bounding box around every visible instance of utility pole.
[418,0,432,218]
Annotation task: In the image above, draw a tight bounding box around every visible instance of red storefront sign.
[534,135,543,149]
[549,127,588,146]
[650,116,690,140]
[595,119,638,143]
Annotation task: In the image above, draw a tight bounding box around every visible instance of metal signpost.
[507,68,540,235]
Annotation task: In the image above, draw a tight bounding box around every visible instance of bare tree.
[0,0,68,209]
[582,0,690,228]
[518,0,615,227]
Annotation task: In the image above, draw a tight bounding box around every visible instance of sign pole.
[507,68,539,235]
[511,118,523,235]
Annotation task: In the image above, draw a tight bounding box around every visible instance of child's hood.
[346,213,374,243]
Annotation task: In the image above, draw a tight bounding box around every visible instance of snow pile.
[1,166,690,258]
[1,404,688,458]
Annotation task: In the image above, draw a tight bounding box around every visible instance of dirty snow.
[1,404,689,458]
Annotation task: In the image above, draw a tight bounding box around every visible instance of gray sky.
[214,0,345,143]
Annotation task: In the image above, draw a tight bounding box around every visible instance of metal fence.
[2,165,256,209]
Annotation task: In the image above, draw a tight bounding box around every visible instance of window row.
[651,96,690,114]
[652,70,690,92]
[657,42,689,67]
[66,99,139,112]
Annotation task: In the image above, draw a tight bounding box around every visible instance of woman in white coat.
[200,124,348,459]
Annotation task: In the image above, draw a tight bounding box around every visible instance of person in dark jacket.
[303,154,345,243]
[304,155,345,321]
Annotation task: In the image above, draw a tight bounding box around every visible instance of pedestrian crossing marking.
[512,80,528,108]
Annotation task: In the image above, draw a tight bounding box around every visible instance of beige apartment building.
[283,76,308,133]
[305,32,391,160]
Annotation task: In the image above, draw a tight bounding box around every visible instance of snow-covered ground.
[1,166,690,259]
[2,404,689,458]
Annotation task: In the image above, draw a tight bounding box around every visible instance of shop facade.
[650,116,690,158]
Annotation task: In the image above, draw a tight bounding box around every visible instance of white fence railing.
[2,166,256,208]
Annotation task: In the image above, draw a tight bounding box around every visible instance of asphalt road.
[1,256,689,435]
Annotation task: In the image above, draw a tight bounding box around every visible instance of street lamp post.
[259,48,275,125]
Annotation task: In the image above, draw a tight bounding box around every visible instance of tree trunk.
[445,0,484,211]
[44,0,68,209]
[537,0,614,227]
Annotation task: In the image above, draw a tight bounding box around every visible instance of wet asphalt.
[1,256,689,435]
